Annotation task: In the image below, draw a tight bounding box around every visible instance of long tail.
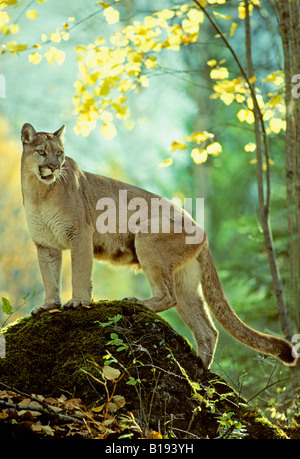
[197,242,297,366]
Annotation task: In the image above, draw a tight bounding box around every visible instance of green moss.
[0,300,288,439]
[245,416,288,439]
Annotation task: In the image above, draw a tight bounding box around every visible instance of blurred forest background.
[0,0,299,423]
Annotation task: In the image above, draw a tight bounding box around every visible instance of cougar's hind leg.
[133,231,192,313]
[132,226,206,314]
[174,259,218,369]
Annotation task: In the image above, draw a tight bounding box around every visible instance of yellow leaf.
[212,11,232,20]
[267,94,284,108]
[44,47,65,65]
[210,67,229,80]
[230,22,238,37]
[0,11,9,29]
[237,108,254,124]
[244,142,256,152]
[41,33,47,42]
[100,111,113,123]
[189,131,214,143]
[61,31,69,41]
[187,8,204,24]
[100,122,117,140]
[50,30,61,43]
[235,94,245,103]
[191,148,208,164]
[206,142,222,156]
[220,92,235,105]
[155,9,175,20]
[139,75,149,87]
[263,109,273,121]
[158,158,173,167]
[26,9,38,20]
[103,6,119,25]
[269,118,285,134]
[207,59,217,67]
[28,52,42,64]
[92,404,105,413]
[144,56,157,69]
[263,71,284,86]
[9,24,19,34]
[169,140,187,151]
[182,19,199,35]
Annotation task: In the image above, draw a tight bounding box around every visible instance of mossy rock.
[0,301,288,439]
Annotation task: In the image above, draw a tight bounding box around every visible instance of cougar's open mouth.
[40,173,54,180]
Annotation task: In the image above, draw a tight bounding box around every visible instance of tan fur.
[21,123,297,368]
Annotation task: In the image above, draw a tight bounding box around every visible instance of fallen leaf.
[102,365,121,381]
[92,403,105,413]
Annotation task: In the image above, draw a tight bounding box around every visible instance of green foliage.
[1,297,12,314]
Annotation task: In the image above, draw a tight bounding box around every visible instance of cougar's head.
[21,123,66,185]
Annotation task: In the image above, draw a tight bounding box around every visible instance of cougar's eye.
[36,149,46,156]
[57,150,63,156]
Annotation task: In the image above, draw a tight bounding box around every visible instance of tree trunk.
[276,0,300,331]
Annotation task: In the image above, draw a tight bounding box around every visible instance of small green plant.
[216,411,246,439]
[1,297,12,315]
[107,333,128,352]
[96,314,122,327]
[1,290,40,327]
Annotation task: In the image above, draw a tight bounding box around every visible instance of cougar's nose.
[49,165,58,172]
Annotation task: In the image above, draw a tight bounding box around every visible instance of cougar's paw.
[63,299,91,310]
[31,302,61,317]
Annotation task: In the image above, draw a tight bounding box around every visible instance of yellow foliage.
[191,148,208,164]
[158,158,173,167]
[0,11,9,30]
[244,142,256,152]
[210,67,229,80]
[230,22,238,37]
[237,108,255,124]
[103,6,119,25]
[26,9,38,20]
[169,141,187,151]
[44,46,65,65]
[268,117,286,134]
[72,4,206,137]
[28,51,42,64]
[263,70,284,87]
[206,142,222,156]
[100,122,117,140]
[207,59,217,67]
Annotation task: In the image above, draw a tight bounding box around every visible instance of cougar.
[20,122,297,369]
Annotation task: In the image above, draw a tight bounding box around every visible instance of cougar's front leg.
[31,244,62,316]
[64,232,93,309]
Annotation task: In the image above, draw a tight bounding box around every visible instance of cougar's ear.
[21,123,36,144]
[53,125,66,142]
